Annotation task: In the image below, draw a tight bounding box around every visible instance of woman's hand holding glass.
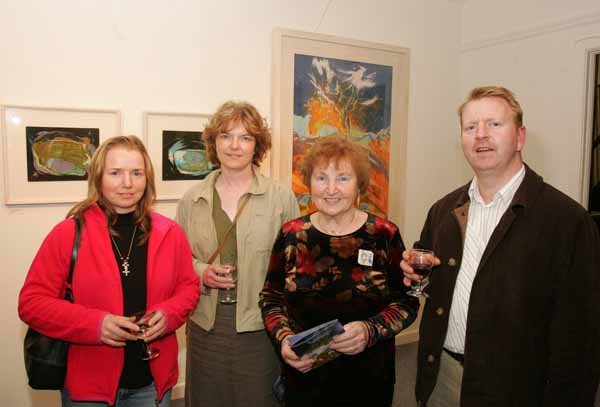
[135,310,166,343]
[132,311,163,360]
[281,337,315,374]
[100,311,167,347]
[330,321,369,355]
[203,264,236,289]
[100,314,140,347]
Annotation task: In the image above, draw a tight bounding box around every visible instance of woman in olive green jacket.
[176,101,299,407]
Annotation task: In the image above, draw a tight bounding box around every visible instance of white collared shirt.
[443,165,526,354]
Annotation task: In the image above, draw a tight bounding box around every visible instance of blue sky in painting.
[293,53,393,135]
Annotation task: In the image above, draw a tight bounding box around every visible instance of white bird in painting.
[339,66,376,90]
[360,95,379,106]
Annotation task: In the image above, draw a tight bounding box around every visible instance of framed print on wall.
[144,112,212,201]
[271,28,410,229]
[1,105,121,204]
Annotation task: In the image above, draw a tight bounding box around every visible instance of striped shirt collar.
[468,165,526,207]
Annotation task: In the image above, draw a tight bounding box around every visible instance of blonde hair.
[203,101,271,166]
[67,135,156,243]
[458,86,524,127]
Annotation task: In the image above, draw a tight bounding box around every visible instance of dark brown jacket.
[415,165,600,407]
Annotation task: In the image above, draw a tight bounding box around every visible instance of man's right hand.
[400,249,441,287]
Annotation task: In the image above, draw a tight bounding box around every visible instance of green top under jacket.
[176,167,300,332]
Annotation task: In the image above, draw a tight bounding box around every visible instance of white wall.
[459,0,600,202]
[0,1,463,405]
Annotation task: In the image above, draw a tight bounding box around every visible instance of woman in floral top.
[260,136,419,406]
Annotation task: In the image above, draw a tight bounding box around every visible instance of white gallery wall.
[0,1,463,405]
[459,0,600,203]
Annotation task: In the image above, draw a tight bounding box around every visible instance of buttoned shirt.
[444,165,525,353]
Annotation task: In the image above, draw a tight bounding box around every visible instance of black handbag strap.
[64,218,82,301]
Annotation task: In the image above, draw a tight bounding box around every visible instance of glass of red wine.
[132,311,160,360]
[407,248,435,298]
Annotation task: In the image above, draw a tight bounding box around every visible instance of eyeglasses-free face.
[310,158,359,220]
[215,122,256,171]
[461,96,526,184]
[101,147,147,213]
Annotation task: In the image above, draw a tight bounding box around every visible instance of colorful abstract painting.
[162,130,213,180]
[292,54,393,216]
[26,126,99,181]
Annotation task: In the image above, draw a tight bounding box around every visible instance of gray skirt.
[185,303,279,407]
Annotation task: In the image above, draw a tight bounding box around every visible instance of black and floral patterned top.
[260,213,419,399]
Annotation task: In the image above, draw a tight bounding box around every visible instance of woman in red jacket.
[19,135,200,407]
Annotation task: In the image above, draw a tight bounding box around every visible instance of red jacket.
[19,204,200,404]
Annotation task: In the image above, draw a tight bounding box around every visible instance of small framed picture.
[144,112,212,200]
[1,105,121,204]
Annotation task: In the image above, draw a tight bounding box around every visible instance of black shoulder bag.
[24,218,82,390]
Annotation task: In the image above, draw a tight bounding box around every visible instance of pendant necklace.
[110,225,138,277]
[317,210,357,235]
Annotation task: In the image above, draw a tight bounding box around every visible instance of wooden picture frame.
[270,28,410,229]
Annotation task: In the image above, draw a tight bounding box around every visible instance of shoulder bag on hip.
[24,217,82,390]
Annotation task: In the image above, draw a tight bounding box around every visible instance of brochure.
[288,319,345,368]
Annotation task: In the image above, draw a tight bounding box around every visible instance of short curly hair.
[301,135,370,195]
[202,101,271,166]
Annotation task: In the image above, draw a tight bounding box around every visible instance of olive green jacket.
[176,168,300,332]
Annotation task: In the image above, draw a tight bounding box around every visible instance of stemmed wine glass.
[132,311,160,360]
[219,264,238,305]
[406,248,435,298]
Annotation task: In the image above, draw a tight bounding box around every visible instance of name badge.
[357,249,374,266]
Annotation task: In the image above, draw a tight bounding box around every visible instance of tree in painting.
[293,54,393,216]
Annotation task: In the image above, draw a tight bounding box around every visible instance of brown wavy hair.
[66,135,156,244]
[301,135,370,195]
[202,101,271,166]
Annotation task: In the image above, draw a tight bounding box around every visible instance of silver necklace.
[110,225,138,276]
[316,210,357,235]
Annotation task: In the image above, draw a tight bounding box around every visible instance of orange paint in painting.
[370,137,390,168]
[307,98,344,136]
[367,170,388,216]
[292,171,309,195]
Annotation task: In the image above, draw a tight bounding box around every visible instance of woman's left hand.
[139,310,167,343]
[329,321,369,355]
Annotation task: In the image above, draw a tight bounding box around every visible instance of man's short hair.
[458,86,524,127]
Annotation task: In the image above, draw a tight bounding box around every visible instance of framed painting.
[271,29,409,229]
[144,112,212,201]
[1,105,121,204]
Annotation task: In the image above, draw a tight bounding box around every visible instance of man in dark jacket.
[401,86,600,407]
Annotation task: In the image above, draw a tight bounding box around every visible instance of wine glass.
[132,311,160,360]
[219,264,237,304]
[407,248,435,298]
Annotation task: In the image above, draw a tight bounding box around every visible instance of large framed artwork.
[271,29,409,228]
[1,105,121,204]
[144,112,212,201]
